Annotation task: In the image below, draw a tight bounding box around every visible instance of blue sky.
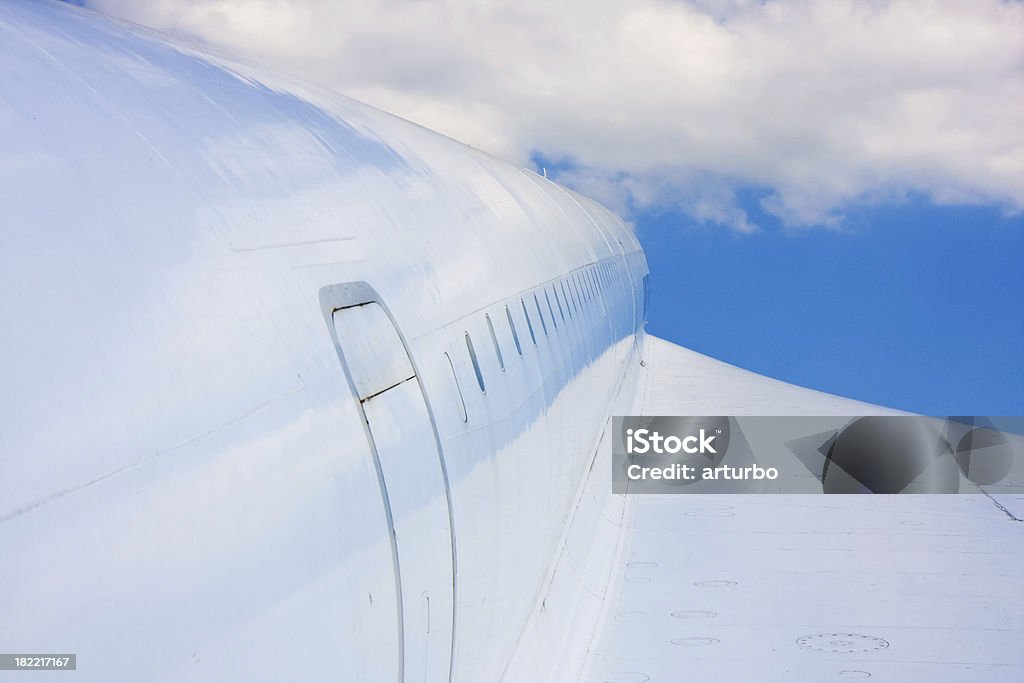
[82,0,1024,414]
[533,152,1024,415]
[636,199,1024,416]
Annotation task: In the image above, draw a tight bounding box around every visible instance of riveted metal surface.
[797,634,890,654]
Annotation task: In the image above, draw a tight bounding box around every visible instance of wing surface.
[581,337,1024,682]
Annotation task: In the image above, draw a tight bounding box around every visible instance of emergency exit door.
[331,300,454,683]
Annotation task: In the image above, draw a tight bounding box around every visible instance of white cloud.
[86,0,1024,230]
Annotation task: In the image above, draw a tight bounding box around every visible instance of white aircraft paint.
[580,338,1024,682]
[0,3,644,681]
[0,3,1020,682]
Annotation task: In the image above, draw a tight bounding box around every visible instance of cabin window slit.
[485,314,505,371]
[505,306,522,356]
[534,294,549,336]
[545,290,558,329]
[466,332,485,392]
[521,299,537,345]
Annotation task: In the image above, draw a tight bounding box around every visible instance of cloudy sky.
[80,0,1024,413]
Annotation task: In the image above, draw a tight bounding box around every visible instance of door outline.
[319,281,457,683]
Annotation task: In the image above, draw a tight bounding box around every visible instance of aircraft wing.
[578,337,1024,683]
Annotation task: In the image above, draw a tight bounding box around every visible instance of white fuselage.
[0,3,647,681]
